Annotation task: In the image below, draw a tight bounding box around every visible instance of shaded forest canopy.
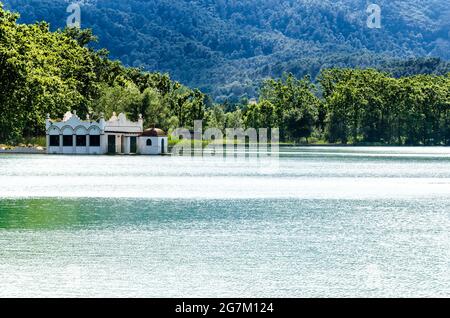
[3,0,450,102]
[1,3,450,146]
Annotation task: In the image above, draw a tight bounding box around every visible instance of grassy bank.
[0,136,46,150]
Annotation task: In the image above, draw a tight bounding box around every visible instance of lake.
[0,147,449,297]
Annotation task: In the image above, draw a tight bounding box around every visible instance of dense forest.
[4,0,450,102]
[0,4,208,144]
[1,4,450,146]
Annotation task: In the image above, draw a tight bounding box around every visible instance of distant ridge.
[4,0,450,101]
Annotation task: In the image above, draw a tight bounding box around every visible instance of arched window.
[146,139,152,146]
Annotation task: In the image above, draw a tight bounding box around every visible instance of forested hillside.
[4,0,450,101]
[2,2,450,146]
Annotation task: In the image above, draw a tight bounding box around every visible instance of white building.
[46,111,168,155]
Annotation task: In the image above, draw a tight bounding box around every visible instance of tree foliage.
[0,4,206,143]
[4,0,450,103]
[318,69,450,145]
[1,4,450,146]
[238,69,450,145]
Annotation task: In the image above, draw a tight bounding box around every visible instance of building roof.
[104,112,143,134]
[46,111,145,135]
[46,111,102,133]
[142,128,167,137]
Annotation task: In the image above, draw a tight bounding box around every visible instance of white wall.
[45,112,161,155]
[100,134,108,154]
[138,137,168,155]
[61,126,74,154]
[47,128,106,155]
[75,126,88,154]
[46,121,167,155]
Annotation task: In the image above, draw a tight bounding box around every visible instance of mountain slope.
[3,0,450,101]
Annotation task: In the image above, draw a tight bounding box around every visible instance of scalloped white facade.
[46,111,167,155]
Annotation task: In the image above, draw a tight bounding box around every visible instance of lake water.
[0,147,449,297]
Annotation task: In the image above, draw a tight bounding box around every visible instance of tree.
[284,107,316,143]
[225,108,244,129]
[93,82,141,119]
[138,87,170,129]
[206,105,226,131]
[0,4,209,143]
[258,73,320,141]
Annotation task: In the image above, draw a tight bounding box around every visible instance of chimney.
[99,112,105,129]
[138,114,144,131]
[45,113,51,130]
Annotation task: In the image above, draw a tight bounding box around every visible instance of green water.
[0,147,449,297]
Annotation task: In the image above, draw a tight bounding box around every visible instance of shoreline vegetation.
[7,0,450,104]
[2,134,449,156]
[1,139,448,155]
[1,4,450,148]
